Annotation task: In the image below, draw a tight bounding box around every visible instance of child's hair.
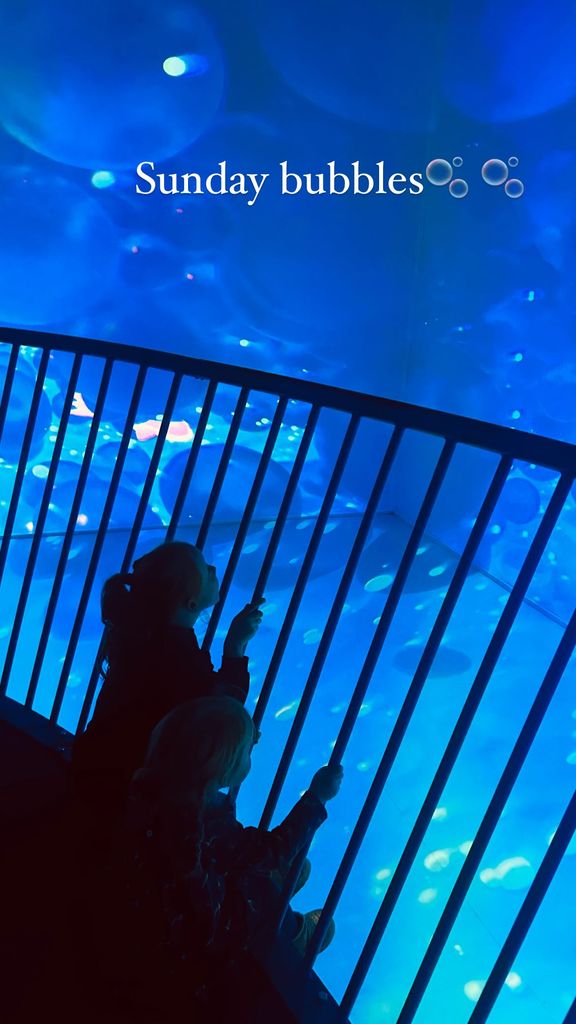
[132,697,255,870]
[134,696,255,798]
[100,542,204,668]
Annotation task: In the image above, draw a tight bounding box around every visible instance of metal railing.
[1,326,575,1024]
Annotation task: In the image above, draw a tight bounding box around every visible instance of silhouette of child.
[93,696,342,1019]
[71,541,264,838]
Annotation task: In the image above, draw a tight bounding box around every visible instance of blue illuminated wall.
[0,3,575,1023]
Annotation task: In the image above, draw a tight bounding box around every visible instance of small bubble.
[449,178,468,198]
[508,156,519,167]
[452,156,463,167]
[482,159,508,186]
[505,178,524,198]
[426,158,453,186]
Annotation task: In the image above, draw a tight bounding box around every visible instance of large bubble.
[0,0,224,169]
[251,0,442,131]
[0,169,118,325]
[445,4,576,122]
[159,444,299,529]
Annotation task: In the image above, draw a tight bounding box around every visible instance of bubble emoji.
[482,159,509,186]
[426,159,453,186]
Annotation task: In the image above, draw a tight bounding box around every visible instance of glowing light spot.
[566,751,576,765]
[239,339,250,348]
[454,944,464,956]
[428,565,446,577]
[131,245,139,254]
[91,170,115,189]
[303,628,322,645]
[513,352,524,362]
[490,524,502,535]
[358,702,372,718]
[364,574,394,593]
[464,980,485,1003]
[162,53,209,77]
[76,513,88,526]
[424,849,451,871]
[25,521,34,532]
[432,807,448,821]
[162,56,188,77]
[32,465,49,479]
[511,410,521,420]
[274,701,299,721]
[479,856,532,885]
[375,868,391,881]
[356,761,371,772]
[418,888,437,904]
[527,290,535,302]
[186,273,195,281]
[505,972,522,990]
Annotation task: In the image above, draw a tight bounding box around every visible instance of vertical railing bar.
[79,371,184,727]
[250,412,362,735]
[468,788,576,1024]
[269,440,455,936]
[0,353,82,696]
[227,405,344,806]
[0,348,50,585]
[258,423,402,831]
[24,359,114,710]
[201,396,288,651]
[0,342,20,444]
[397,603,576,1023]
[250,406,320,606]
[339,472,573,1020]
[195,386,250,552]
[120,372,182,573]
[331,440,456,766]
[51,365,148,727]
[165,379,218,542]
[304,455,514,968]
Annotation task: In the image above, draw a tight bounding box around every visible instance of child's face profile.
[188,546,219,611]
[225,722,259,788]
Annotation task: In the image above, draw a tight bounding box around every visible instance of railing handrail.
[2,326,575,473]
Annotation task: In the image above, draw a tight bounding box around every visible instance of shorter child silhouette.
[92,697,343,1019]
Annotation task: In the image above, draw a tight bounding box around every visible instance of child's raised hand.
[224,598,265,657]
[308,764,344,805]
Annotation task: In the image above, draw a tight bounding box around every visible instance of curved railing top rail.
[2,326,575,473]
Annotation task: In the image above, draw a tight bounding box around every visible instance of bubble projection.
[0,0,224,169]
[0,169,119,326]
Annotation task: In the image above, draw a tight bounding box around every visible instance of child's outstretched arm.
[214,599,265,703]
[220,764,344,874]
